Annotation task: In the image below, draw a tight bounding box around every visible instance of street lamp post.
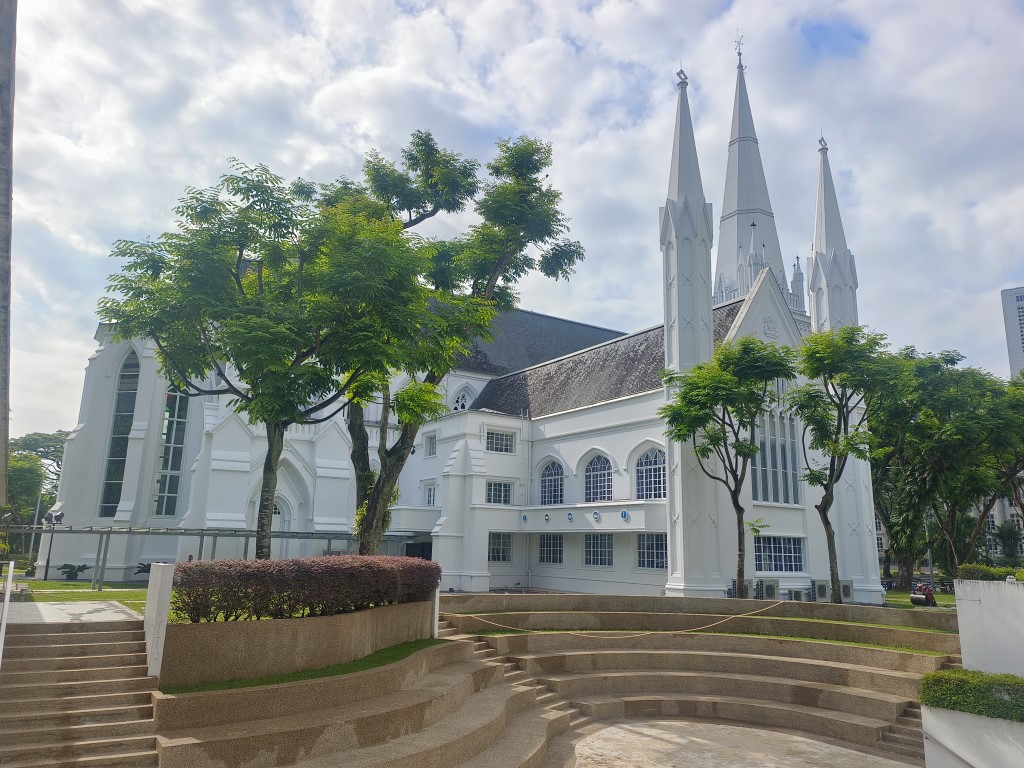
[40,511,63,581]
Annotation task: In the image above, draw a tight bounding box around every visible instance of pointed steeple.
[813,137,849,258]
[660,68,713,374]
[807,137,858,331]
[715,53,787,301]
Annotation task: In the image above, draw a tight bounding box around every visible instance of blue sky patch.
[799,18,868,59]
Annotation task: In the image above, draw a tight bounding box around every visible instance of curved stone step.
[0,750,158,768]
[0,734,157,763]
[1,718,157,745]
[451,706,570,768]
[0,675,157,700]
[1,641,147,659]
[1,664,150,685]
[0,704,154,730]
[0,691,154,716]
[0,652,149,672]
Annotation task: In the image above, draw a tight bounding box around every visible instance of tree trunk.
[818,504,842,604]
[896,557,915,591]
[254,420,287,560]
[346,402,373,510]
[731,491,747,599]
[883,549,892,580]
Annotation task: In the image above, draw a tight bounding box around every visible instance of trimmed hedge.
[956,564,1018,581]
[921,668,1024,722]
[171,555,441,623]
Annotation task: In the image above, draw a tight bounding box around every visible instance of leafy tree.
[994,519,1022,567]
[790,327,892,603]
[660,337,797,599]
[11,430,69,494]
[101,159,488,559]
[351,135,584,553]
[1,451,44,553]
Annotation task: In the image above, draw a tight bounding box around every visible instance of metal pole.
[42,524,54,580]
[97,531,112,591]
[197,533,205,561]
[210,531,218,561]
[91,534,104,589]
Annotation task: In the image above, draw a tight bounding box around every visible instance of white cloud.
[8,0,1024,435]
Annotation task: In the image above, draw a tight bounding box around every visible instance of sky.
[9,0,1024,436]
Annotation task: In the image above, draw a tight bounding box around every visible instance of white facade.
[1002,286,1024,380]
[45,60,883,602]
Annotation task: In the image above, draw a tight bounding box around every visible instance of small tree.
[660,337,797,598]
[994,520,1022,567]
[790,327,891,603]
[11,430,69,494]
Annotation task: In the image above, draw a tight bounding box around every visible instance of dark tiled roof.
[455,310,624,375]
[470,303,742,418]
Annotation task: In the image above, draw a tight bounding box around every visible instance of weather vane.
[735,30,744,63]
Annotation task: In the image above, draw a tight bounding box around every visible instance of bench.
[0,581,30,601]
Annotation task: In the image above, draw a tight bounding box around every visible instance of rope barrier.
[452,601,787,640]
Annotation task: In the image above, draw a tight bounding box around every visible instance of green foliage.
[57,563,91,581]
[994,520,1023,567]
[956,563,1018,581]
[746,518,769,536]
[920,668,1024,722]
[10,430,69,494]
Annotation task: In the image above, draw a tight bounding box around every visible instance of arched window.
[452,390,470,411]
[539,461,564,505]
[153,387,190,516]
[584,455,613,503]
[750,410,801,504]
[635,448,666,499]
[99,351,140,518]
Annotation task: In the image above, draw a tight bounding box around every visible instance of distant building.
[1002,286,1024,380]
[43,55,883,602]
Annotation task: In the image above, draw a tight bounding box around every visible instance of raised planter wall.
[922,706,1024,768]
[158,600,433,688]
[954,579,1024,676]
[440,593,958,632]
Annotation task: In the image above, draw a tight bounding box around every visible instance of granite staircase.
[0,620,158,768]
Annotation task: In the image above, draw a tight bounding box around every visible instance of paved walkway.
[573,720,911,767]
[1,601,142,623]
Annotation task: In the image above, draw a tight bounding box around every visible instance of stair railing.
[0,560,14,674]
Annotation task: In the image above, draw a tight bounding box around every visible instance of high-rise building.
[1002,286,1024,380]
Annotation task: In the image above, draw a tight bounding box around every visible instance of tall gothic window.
[99,351,140,518]
[153,388,189,516]
[750,410,800,505]
[539,461,564,505]
[584,455,613,503]
[635,448,666,499]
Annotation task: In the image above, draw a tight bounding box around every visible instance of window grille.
[584,533,614,566]
[486,430,515,453]
[753,536,804,572]
[636,533,667,569]
[635,448,666,499]
[486,481,513,505]
[539,461,564,505]
[488,532,512,562]
[538,534,563,564]
[585,455,613,502]
[424,433,437,457]
[425,485,436,507]
[750,411,800,504]
[100,352,140,518]
[153,388,189,516]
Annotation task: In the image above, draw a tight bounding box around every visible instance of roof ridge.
[505,308,625,335]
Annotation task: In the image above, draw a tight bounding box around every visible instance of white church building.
[43,56,883,603]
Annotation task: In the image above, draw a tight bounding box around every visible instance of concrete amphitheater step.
[1,663,151,686]
[0,691,155,716]
[508,648,926,699]
[286,680,540,768]
[0,674,157,700]
[567,693,894,751]
[1,717,158,746]
[4,620,143,636]
[450,706,571,768]
[0,734,158,764]
[1,640,148,660]
[154,659,506,767]
[0,750,158,768]
[0,703,154,730]
[537,670,913,722]
[0,652,149,672]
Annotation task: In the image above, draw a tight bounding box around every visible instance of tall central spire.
[714,53,787,301]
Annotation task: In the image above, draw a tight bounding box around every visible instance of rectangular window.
[424,484,436,507]
[538,534,563,564]
[584,533,614,566]
[488,532,512,563]
[636,533,667,569]
[424,433,437,457]
[485,481,513,505]
[751,413,800,505]
[485,430,515,453]
[754,536,804,572]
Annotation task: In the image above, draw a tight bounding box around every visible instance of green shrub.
[956,564,1017,581]
[920,669,1024,722]
[57,563,91,581]
[1016,568,1024,582]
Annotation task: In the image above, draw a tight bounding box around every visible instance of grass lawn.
[884,589,957,609]
[21,587,148,613]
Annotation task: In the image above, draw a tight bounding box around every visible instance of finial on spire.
[735,30,745,68]
[818,136,828,152]
[676,68,688,88]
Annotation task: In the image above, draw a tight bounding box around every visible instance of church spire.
[807,137,858,331]
[666,69,705,210]
[715,51,787,301]
[813,137,849,258]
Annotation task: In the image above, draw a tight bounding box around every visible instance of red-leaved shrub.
[171,555,441,622]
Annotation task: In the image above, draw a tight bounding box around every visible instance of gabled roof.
[454,309,624,376]
[470,304,741,418]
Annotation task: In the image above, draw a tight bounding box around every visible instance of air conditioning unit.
[729,579,755,599]
[790,589,804,601]
[839,580,854,601]
[760,579,781,600]
[813,580,830,601]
